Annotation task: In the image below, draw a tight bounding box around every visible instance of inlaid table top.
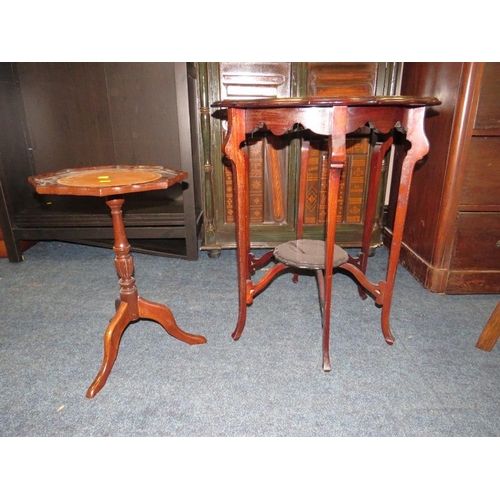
[28,164,187,197]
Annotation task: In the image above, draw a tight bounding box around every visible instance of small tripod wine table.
[29,165,207,398]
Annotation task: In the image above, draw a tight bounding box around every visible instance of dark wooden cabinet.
[385,62,500,294]
[0,62,202,262]
[197,62,401,257]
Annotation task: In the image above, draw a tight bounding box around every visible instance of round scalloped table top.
[28,165,187,197]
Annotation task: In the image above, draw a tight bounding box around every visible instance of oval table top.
[212,95,441,109]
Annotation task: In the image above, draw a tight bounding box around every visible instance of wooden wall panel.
[460,137,500,208]
[105,62,182,166]
[474,62,500,130]
[451,212,500,270]
[387,62,464,266]
[17,63,115,172]
[0,64,35,212]
[387,62,500,293]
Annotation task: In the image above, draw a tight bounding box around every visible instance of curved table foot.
[381,310,395,345]
[322,352,332,372]
[231,302,247,341]
[232,325,245,341]
[87,301,131,398]
[138,297,207,345]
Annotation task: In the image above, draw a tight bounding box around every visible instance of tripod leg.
[138,297,207,345]
[86,301,131,398]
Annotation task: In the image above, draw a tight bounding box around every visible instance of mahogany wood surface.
[29,165,207,398]
[212,96,439,371]
[387,62,500,294]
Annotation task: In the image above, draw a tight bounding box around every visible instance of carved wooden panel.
[305,63,377,227]
[225,133,289,225]
[219,63,292,228]
[199,62,399,255]
[219,62,292,99]
[303,136,370,225]
[221,63,378,229]
[307,62,379,97]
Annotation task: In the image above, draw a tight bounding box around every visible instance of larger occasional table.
[212,96,440,371]
[29,165,207,398]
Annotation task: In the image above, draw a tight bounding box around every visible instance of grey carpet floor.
[1,240,499,437]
